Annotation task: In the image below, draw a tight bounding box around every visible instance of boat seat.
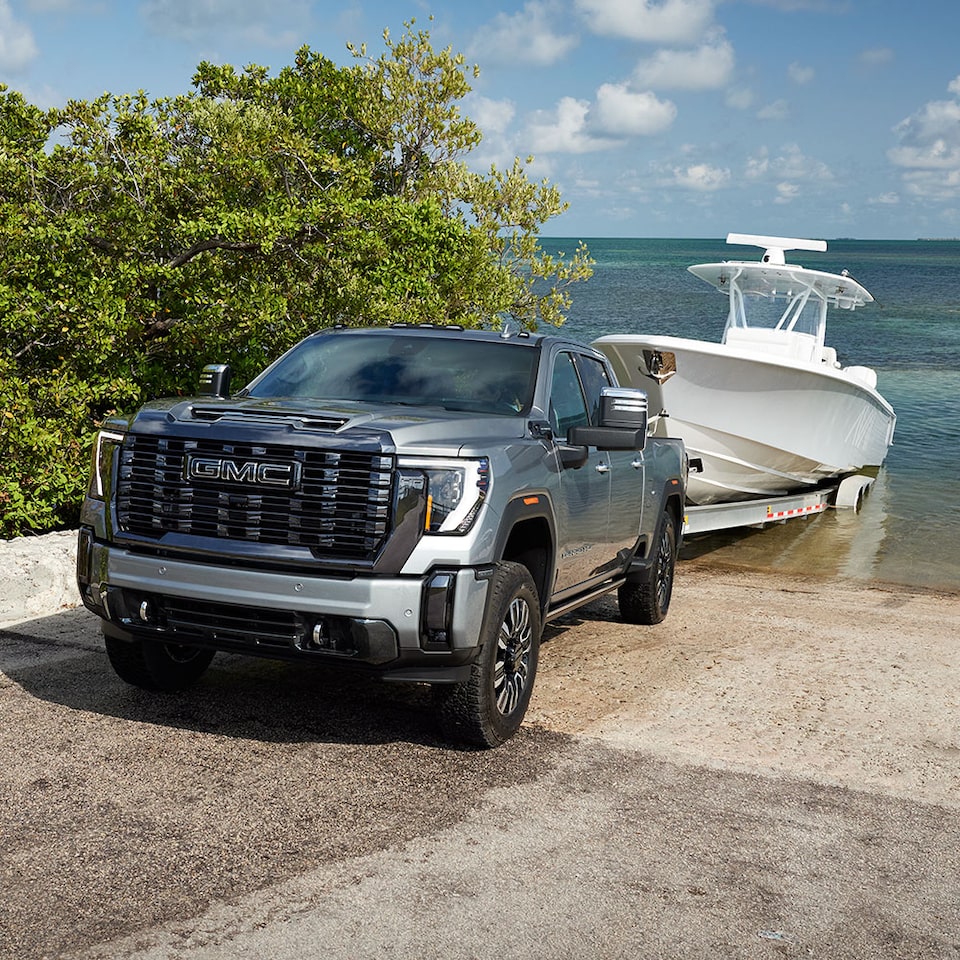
[723,326,819,363]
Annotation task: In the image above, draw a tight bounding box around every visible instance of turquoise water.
[543,238,960,591]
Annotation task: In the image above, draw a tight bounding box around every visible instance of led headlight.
[398,457,490,534]
[88,430,125,500]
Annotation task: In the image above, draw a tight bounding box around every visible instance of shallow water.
[544,237,960,591]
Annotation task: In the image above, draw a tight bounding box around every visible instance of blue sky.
[2,0,959,239]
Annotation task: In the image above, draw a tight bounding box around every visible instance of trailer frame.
[682,474,875,536]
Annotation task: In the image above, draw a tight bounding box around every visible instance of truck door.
[548,351,615,596]
[574,353,646,560]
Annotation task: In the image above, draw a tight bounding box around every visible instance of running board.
[545,577,627,623]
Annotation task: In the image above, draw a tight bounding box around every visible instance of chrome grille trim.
[116,436,394,561]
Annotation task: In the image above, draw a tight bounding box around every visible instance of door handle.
[595,462,610,474]
[631,458,643,469]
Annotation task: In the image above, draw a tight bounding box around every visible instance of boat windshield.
[735,289,824,338]
[245,331,539,416]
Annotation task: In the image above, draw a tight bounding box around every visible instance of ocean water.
[542,238,960,592]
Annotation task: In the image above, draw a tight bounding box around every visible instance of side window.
[576,356,611,425]
[549,352,589,436]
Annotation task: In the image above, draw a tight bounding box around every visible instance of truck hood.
[123,395,529,454]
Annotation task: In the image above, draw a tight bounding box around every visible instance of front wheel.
[618,507,678,625]
[104,630,215,692]
[436,561,541,748]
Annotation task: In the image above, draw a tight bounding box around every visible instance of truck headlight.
[398,457,490,534]
[88,430,125,500]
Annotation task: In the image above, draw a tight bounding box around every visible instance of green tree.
[0,22,592,537]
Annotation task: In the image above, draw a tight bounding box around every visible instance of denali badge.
[184,455,301,488]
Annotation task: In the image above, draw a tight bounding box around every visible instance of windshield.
[246,331,539,416]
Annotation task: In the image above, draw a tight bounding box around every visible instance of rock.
[0,530,80,627]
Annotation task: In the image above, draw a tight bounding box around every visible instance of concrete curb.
[0,530,80,627]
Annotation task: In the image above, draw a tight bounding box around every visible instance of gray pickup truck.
[78,325,687,746]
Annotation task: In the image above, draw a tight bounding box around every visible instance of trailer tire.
[619,507,677,625]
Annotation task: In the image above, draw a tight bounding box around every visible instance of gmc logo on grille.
[184,455,301,488]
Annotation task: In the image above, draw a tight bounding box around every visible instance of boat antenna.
[726,233,827,265]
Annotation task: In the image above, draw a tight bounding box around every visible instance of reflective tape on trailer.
[766,502,828,520]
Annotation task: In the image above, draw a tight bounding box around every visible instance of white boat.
[594,233,897,505]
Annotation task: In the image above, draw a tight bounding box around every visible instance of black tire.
[618,507,677,625]
[436,561,541,748]
[104,632,156,689]
[104,630,215,692]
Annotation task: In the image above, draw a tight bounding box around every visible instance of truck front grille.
[116,436,394,562]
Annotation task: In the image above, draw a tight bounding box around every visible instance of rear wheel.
[618,507,677,625]
[436,561,541,748]
[104,630,215,692]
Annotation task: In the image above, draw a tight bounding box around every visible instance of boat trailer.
[683,474,875,536]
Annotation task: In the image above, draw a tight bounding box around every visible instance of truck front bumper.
[77,531,491,682]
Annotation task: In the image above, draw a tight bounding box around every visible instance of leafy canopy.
[0,21,592,537]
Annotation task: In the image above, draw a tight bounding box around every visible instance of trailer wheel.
[619,507,677,625]
[436,561,541,748]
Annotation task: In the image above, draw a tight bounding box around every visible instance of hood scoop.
[189,405,349,431]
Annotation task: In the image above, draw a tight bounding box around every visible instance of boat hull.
[595,335,897,505]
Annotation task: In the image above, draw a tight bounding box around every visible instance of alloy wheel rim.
[493,597,533,716]
[657,526,673,609]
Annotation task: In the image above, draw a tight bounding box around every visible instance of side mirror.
[568,387,648,450]
[198,363,231,398]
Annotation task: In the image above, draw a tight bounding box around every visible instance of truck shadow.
[2,608,571,754]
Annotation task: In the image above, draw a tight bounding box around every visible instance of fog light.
[311,622,330,650]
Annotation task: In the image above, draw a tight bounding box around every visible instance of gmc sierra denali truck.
[77,325,687,746]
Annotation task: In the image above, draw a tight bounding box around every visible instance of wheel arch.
[494,495,556,615]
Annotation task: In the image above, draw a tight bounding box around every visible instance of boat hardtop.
[687,233,874,367]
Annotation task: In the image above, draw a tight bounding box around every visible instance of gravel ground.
[2,531,959,959]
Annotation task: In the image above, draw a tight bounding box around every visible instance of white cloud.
[0,0,38,72]
[774,181,799,203]
[576,0,715,45]
[888,79,960,199]
[589,82,676,135]
[140,0,309,46]
[528,96,620,154]
[869,192,900,205]
[745,144,833,183]
[469,1,578,66]
[725,86,754,110]
[670,162,730,191]
[757,98,790,121]
[859,47,893,68]
[527,82,676,154]
[632,38,734,90]
[465,94,516,137]
[788,61,814,85]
